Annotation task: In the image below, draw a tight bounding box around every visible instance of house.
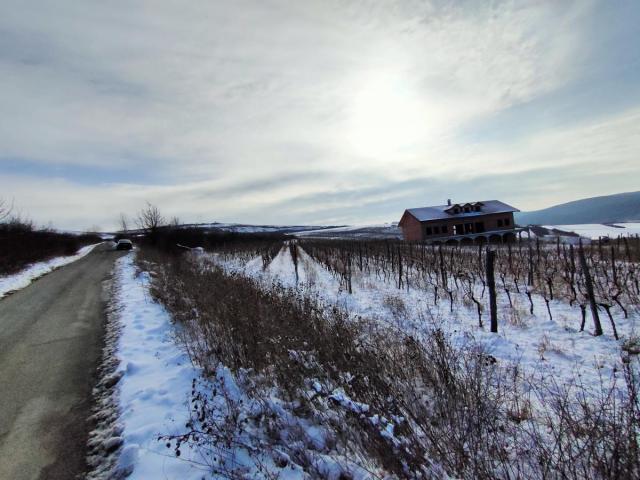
[398,200,520,243]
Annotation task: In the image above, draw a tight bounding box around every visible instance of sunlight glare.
[348,73,428,159]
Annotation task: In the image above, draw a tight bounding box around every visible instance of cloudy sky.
[1,0,639,230]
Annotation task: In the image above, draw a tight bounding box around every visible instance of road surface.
[0,244,125,480]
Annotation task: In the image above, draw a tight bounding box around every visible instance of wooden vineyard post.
[486,249,498,333]
[397,246,403,290]
[439,244,447,288]
[527,241,534,286]
[579,241,603,336]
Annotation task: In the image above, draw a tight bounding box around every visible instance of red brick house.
[398,200,520,242]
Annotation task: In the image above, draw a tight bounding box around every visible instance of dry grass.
[0,218,101,275]
[139,246,640,480]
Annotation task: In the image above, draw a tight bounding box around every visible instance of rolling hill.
[515,191,640,225]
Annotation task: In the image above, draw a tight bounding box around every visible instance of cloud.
[0,0,638,229]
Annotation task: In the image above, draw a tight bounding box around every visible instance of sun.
[348,73,427,159]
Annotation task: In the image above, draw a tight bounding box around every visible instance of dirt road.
[0,244,125,480]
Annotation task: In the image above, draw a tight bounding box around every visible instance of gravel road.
[0,244,125,480]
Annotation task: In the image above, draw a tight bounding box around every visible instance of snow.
[92,253,318,479]
[87,229,639,478]
[545,222,640,239]
[294,223,402,239]
[176,222,334,234]
[90,253,208,479]
[0,243,101,299]
[212,243,639,402]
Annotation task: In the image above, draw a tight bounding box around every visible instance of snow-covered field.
[93,237,639,478]
[177,222,338,234]
[293,223,401,239]
[0,243,101,298]
[214,244,639,398]
[544,222,640,239]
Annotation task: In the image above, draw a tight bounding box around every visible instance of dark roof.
[403,200,519,222]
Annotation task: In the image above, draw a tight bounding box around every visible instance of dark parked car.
[116,239,133,250]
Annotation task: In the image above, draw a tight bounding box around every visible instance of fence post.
[486,248,498,333]
[579,241,603,336]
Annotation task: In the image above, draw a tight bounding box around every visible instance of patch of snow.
[0,243,101,299]
[90,253,321,479]
[89,253,208,479]
[329,388,370,414]
[545,222,640,239]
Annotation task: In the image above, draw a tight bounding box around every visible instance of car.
[115,239,133,250]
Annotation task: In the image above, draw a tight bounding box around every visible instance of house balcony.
[425,227,526,244]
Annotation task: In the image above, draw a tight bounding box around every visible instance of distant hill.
[515,191,640,226]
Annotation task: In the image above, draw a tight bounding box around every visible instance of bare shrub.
[505,298,529,327]
[622,335,640,355]
[140,246,640,479]
[382,293,408,319]
[0,209,101,275]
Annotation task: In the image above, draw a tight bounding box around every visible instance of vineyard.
[141,232,640,479]
[200,234,640,415]
[297,236,640,335]
[210,235,640,340]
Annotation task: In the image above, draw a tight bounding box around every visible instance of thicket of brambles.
[0,200,101,275]
[138,234,640,479]
[298,236,640,338]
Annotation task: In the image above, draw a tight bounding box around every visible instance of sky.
[1,0,639,230]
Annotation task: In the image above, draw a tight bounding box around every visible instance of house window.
[426,227,432,235]
[465,223,473,233]
[504,218,510,226]
[454,208,460,214]
[433,226,439,234]
[497,219,503,227]
[442,225,448,233]
[464,206,470,213]
[474,205,481,212]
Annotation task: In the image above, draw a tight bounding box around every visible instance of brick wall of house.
[399,213,423,241]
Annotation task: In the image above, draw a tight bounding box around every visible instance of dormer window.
[464,206,470,213]
[474,205,481,212]
[454,208,460,214]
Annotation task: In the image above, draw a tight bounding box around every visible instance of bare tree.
[118,213,129,233]
[137,202,165,233]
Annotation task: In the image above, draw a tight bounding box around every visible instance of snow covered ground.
[0,243,101,298]
[88,240,639,478]
[544,222,640,239]
[293,223,401,239]
[88,253,209,479]
[177,222,338,234]
[213,245,639,398]
[91,253,316,479]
